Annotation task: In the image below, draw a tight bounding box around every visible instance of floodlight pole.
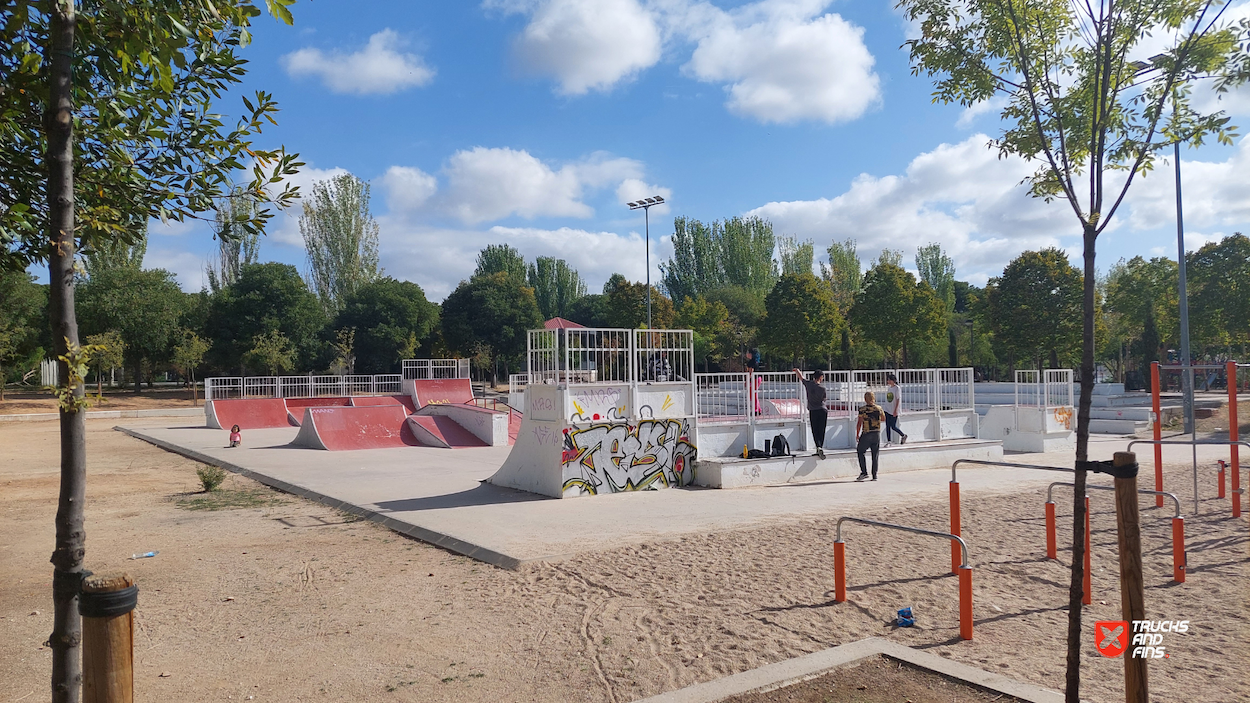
[1174,140,1194,435]
[628,196,666,330]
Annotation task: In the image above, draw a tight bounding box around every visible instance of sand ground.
[1,417,1247,703]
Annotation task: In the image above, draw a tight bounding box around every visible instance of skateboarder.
[793,368,828,459]
[856,392,883,481]
[883,374,908,445]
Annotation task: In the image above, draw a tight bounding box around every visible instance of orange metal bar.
[1152,362,1164,507]
[1045,501,1057,559]
[1083,496,1092,606]
[834,541,846,602]
[1230,361,1241,519]
[1172,516,1186,583]
[958,566,973,641]
[1218,460,1226,499]
[950,481,961,574]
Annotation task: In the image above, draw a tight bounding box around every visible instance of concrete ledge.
[1,407,204,423]
[633,636,1066,703]
[115,425,528,570]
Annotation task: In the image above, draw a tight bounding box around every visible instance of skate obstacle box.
[977,370,1076,453]
[290,404,419,451]
[205,398,297,430]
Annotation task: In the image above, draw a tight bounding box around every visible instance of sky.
[99,0,1250,300]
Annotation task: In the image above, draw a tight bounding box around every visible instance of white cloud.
[616,178,672,214]
[681,0,880,124]
[282,29,434,95]
[505,0,662,94]
[145,246,211,293]
[1122,137,1250,231]
[380,166,438,212]
[956,96,1009,128]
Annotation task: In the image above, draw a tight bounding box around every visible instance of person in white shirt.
[883,374,908,445]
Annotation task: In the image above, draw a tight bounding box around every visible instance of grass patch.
[176,487,287,511]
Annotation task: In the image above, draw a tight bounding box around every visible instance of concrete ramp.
[290,405,417,451]
[205,398,297,430]
[351,395,416,413]
[410,378,474,409]
[413,403,510,447]
[407,415,489,448]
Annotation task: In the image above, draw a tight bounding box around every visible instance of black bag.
[771,434,790,456]
[746,448,771,459]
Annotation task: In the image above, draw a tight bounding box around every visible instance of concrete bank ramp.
[205,398,298,430]
[290,405,418,450]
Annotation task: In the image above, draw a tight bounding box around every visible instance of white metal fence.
[205,374,404,401]
[1015,369,1074,409]
[527,328,695,385]
[402,358,470,380]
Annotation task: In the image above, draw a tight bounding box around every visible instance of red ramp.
[410,379,474,409]
[407,415,488,448]
[206,398,296,430]
[352,395,417,413]
[290,406,417,451]
[286,397,351,408]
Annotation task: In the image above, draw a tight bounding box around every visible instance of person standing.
[793,368,828,459]
[856,391,883,481]
[882,374,908,445]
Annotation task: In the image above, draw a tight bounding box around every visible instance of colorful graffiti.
[1053,406,1073,430]
[560,419,697,496]
[569,386,628,422]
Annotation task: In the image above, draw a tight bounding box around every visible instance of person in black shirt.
[793,368,828,458]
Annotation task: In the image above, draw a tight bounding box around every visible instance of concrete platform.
[695,439,1002,488]
[116,423,1217,570]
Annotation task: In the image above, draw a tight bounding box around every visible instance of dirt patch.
[0,387,198,415]
[723,656,1026,703]
[1,418,1246,703]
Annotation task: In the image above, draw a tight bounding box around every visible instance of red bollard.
[1218,460,1227,499]
[1172,516,1186,583]
[1044,501,1057,559]
[1083,496,1092,606]
[1152,362,1164,508]
[950,481,961,574]
[834,540,846,602]
[958,566,973,641]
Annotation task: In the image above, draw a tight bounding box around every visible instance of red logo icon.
[1096,621,1129,657]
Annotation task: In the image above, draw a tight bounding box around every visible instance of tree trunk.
[191,366,197,406]
[1050,348,1060,370]
[132,359,141,394]
[1064,224,1097,703]
[47,4,85,702]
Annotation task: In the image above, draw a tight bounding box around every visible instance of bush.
[197,465,227,492]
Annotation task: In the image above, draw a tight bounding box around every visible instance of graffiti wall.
[560,419,697,496]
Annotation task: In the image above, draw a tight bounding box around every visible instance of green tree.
[873,248,903,268]
[915,243,956,313]
[719,216,778,295]
[758,273,843,365]
[527,256,587,319]
[242,329,295,375]
[777,236,815,276]
[603,277,675,329]
[986,249,1083,370]
[566,293,609,328]
[441,272,543,384]
[661,216,722,302]
[3,1,301,694]
[0,270,48,390]
[332,278,439,374]
[300,173,382,315]
[205,263,327,374]
[81,229,146,276]
[1188,233,1250,348]
[850,263,945,367]
[820,238,862,311]
[170,330,210,403]
[84,330,124,396]
[675,295,732,371]
[206,190,261,294]
[1104,256,1179,368]
[78,267,187,393]
[899,2,1250,690]
[660,215,778,301]
[474,244,527,281]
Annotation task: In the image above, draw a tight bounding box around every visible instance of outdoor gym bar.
[1046,482,1185,583]
[832,516,973,641]
[1126,438,1250,517]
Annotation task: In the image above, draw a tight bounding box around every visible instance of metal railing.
[402,358,469,380]
[527,327,696,386]
[1046,482,1187,583]
[205,374,404,401]
[1047,482,1181,518]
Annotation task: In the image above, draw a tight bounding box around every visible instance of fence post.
[1083,494,1092,606]
[1111,451,1149,703]
[958,565,973,641]
[833,540,846,602]
[81,573,137,703]
[1045,500,1057,559]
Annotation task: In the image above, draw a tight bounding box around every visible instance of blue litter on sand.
[897,607,914,627]
[129,551,159,560]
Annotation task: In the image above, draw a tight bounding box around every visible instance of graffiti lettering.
[1053,406,1073,430]
[560,419,697,496]
[530,396,554,412]
[529,424,562,446]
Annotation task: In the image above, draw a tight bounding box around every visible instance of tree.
[242,329,295,375]
[1104,256,1179,369]
[820,238,862,311]
[758,273,843,365]
[78,267,187,393]
[328,327,355,375]
[675,295,732,371]
[603,277,675,329]
[661,215,779,301]
[1188,233,1250,348]
[0,270,48,392]
[986,249,1083,370]
[898,3,1249,687]
[527,256,587,319]
[300,173,382,315]
[873,248,903,268]
[332,277,439,374]
[474,244,527,281]
[777,236,814,276]
[441,272,543,383]
[84,331,124,396]
[205,263,326,374]
[719,216,778,295]
[170,330,210,403]
[915,243,956,313]
[81,228,146,276]
[661,216,722,303]
[206,190,261,293]
[566,293,609,328]
[850,263,946,367]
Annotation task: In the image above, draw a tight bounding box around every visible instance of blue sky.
[121,0,1250,300]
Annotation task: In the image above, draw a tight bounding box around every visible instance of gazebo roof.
[543,317,585,330]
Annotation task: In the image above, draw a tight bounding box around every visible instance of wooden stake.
[1112,452,1148,703]
[81,573,135,703]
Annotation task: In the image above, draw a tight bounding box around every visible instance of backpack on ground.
[770,434,790,457]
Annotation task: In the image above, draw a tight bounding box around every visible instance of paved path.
[119,423,1233,569]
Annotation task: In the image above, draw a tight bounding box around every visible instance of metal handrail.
[1127,439,1250,451]
[835,516,970,568]
[1046,482,1182,519]
[951,458,1073,482]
